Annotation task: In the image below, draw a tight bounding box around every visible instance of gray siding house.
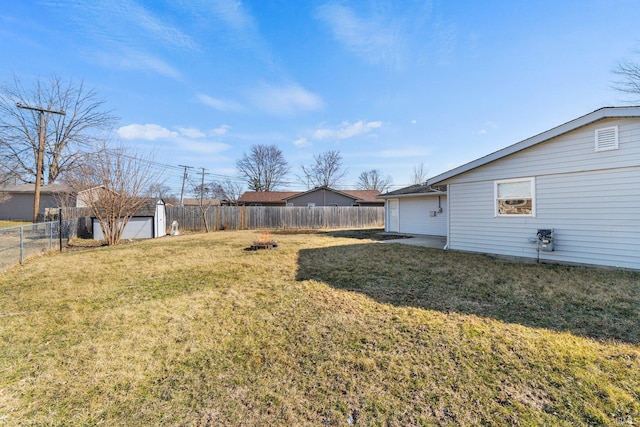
[0,184,69,221]
[284,187,383,207]
[427,106,640,270]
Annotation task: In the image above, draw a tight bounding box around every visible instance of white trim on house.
[494,177,536,217]
[377,190,446,199]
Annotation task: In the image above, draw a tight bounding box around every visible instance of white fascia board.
[376,191,447,199]
[377,191,446,200]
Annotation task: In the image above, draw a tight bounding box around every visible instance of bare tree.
[236,144,290,191]
[410,162,429,185]
[0,169,12,203]
[221,178,245,205]
[357,169,393,192]
[192,181,225,200]
[65,141,162,245]
[0,75,117,185]
[298,150,348,189]
[149,183,178,205]
[188,173,226,232]
[612,48,640,101]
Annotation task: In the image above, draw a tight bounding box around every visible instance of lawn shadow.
[295,242,640,344]
[272,228,407,242]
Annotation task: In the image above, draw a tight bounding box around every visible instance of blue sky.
[2,0,640,194]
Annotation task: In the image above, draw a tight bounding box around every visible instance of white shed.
[378,184,447,236]
[93,199,167,240]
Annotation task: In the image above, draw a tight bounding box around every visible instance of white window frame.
[307,202,316,207]
[494,177,536,217]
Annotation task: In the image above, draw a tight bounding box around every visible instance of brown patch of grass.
[0,221,30,229]
[0,230,638,425]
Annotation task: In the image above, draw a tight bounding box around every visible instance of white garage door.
[399,196,447,236]
[93,217,154,240]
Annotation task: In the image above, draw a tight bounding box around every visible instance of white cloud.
[312,120,383,141]
[477,121,498,135]
[411,119,417,124]
[315,3,405,68]
[117,122,231,155]
[92,49,182,79]
[179,127,206,138]
[131,4,196,50]
[77,1,196,50]
[293,137,311,148]
[197,94,245,112]
[251,83,324,117]
[208,0,254,31]
[210,124,231,135]
[117,124,178,140]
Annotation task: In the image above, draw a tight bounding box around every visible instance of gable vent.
[595,126,618,152]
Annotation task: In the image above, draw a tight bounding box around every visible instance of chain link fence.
[0,217,85,272]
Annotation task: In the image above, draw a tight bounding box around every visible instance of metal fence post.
[19,226,24,265]
[59,208,63,252]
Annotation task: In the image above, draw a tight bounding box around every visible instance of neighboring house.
[238,191,299,206]
[378,184,447,236]
[284,187,383,207]
[181,198,222,207]
[0,184,71,221]
[424,106,640,270]
[75,186,108,208]
[92,199,167,240]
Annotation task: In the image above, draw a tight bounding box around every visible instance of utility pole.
[16,103,65,223]
[199,167,210,232]
[200,167,206,204]
[178,165,192,207]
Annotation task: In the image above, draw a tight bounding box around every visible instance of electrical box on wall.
[537,229,555,251]
[429,211,437,217]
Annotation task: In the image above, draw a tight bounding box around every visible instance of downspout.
[444,184,450,250]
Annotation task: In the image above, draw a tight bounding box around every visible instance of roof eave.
[377,190,447,200]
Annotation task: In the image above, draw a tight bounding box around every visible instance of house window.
[495,178,535,216]
[307,202,316,207]
[286,202,293,207]
[595,126,618,152]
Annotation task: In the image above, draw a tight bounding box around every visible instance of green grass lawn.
[0,229,638,426]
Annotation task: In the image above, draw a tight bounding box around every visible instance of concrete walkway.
[381,235,447,249]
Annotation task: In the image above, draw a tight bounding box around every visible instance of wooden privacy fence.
[166,206,385,232]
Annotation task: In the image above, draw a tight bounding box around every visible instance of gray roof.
[427,106,640,186]
[0,183,70,194]
[377,183,445,199]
